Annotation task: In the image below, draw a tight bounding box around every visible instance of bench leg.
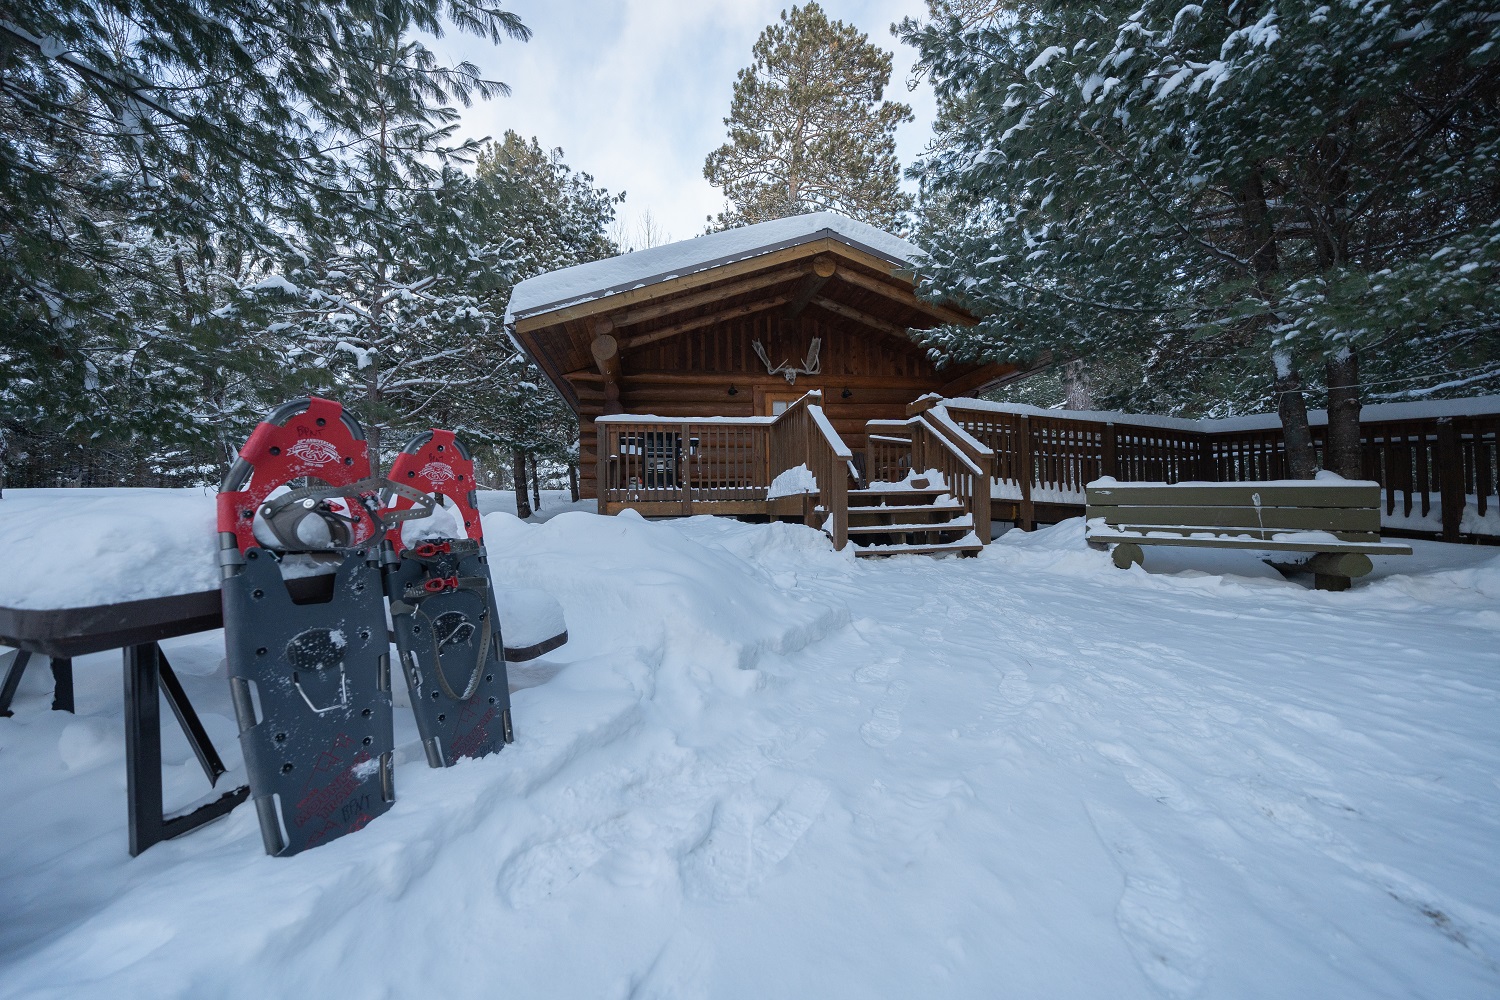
[1306,552,1372,593]
[124,642,249,857]
[1111,542,1144,570]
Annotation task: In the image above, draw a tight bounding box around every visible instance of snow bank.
[505,211,923,324]
[2,502,1499,999]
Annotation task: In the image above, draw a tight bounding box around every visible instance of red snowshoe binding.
[383,430,513,767]
[217,397,431,856]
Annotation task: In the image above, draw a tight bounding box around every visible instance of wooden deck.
[595,393,1500,549]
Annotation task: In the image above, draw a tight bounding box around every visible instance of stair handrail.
[769,390,852,550]
[910,408,994,545]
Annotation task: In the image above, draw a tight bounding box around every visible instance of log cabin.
[504,213,1021,554]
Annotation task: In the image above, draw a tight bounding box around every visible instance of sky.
[430,0,938,247]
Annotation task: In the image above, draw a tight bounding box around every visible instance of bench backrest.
[1085,482,1383,542]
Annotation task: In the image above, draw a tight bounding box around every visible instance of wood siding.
[572,310,961,499]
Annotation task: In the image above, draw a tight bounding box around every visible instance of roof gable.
[505,211,924,325]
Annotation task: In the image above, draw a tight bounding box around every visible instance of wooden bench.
[1085,480,1413,591]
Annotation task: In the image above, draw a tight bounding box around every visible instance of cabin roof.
[503,213,1022,415]
[505,211,924,325]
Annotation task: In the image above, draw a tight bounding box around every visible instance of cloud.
[432,0,936,243]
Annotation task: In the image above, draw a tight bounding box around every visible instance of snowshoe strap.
[388,538,490,702]
[258,477,437,551]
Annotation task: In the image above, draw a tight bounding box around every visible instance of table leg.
[157,648,227,785]
[50,657,74,713]
[123,642,249,857]
[0,649,32,717]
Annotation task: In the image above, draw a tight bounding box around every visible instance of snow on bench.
[1084,477,1412,591]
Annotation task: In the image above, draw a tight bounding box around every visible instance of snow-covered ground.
[2,500,1499,999]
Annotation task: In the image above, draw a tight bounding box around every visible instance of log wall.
[572,311,952,500]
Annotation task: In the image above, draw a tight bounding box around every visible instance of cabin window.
[760,390,803,417]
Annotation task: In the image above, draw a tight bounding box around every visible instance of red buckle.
[414,541,451,558]
[423,575,460,594]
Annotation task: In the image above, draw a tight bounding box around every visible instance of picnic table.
[0,576,566,856]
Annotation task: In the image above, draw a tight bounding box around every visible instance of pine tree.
[704,2,914,229]
[1,0,528,485]
[245,5,530,469]
[900,1,1500,475]
[473,132,620,513]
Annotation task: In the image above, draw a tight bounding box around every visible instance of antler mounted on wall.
[752,338,821,384]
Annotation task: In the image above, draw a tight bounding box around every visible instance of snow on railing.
[937,394,1500,538]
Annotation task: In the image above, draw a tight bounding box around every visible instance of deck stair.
[823,479,983,558]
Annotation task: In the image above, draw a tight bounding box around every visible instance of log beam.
[808,295,910,341]
[832,267,974,327]
[936,362,1022,399]
[620,295,792,351]
[608,268,800,328]
[783,255,837,319]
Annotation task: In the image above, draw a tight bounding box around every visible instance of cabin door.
[759,390,804,417]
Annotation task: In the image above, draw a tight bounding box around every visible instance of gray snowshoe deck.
[223,546,395,856]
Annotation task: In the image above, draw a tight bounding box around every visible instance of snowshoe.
[383,430,513,768]
[217,397,431,856]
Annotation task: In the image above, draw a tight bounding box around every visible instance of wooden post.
[680,423,692,515]
[595,423,610,515]
[1017,415,1035,531]
[1437,418,1463,542]
[1102,423,1118,480]
[972,452,992,545]
[907,395,941,417]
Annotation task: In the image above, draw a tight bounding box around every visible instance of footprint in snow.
[860,680,910,748]
[1086,803,1209,999]
[997,670,1034,707]
[854,656,896,684]
[1095,742,1199,813]
[497,831,608,908]
[680,778,830,901]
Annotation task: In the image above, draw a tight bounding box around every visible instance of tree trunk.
[567,462,579,502]
[364,357,382,476]
[1239,166,1318,481]
[1273,351,1318,479]
[530,453,541,511]
[511,447,532,519]
[1061,358,1093,410]
[1325,348,1362,478]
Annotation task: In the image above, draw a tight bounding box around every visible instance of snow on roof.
[505,212,925,327]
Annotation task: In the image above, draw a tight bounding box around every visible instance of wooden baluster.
[1476,419,1494,519]
[1018,415,1035,531]
[1437,419,1463,541]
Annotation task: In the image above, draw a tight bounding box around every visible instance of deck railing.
[597,390,854,548]
[865,422,913,484]
[595,416,771,509]
[938,398,1500,540]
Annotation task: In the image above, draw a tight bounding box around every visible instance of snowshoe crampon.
[218,397,417,856]
[384,430,513,768]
